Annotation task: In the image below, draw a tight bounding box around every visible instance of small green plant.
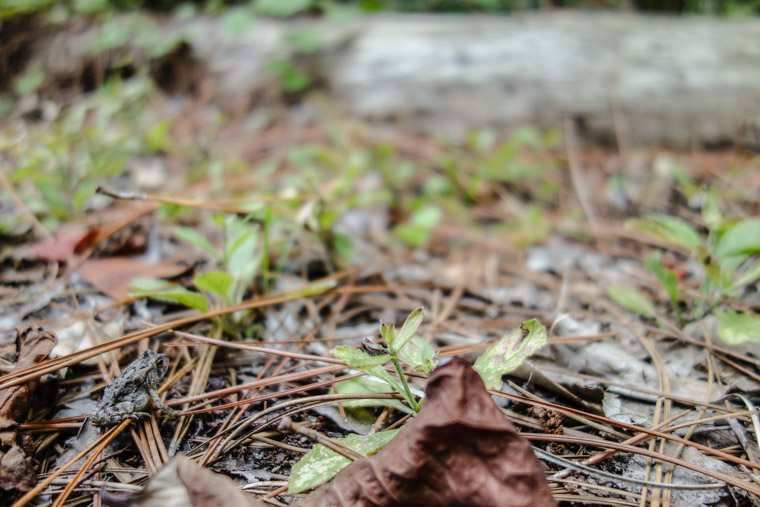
[130,213,263,337]
[332,308,430,412]
[438,126,562,203]
[287,312,548,492]
[624,198,760,341]
[1,77,158,227]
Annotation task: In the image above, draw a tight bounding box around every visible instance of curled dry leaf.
[77,257,190,300]
[132,454,265,507]
[26,226,103,262]
[0,326,57,491]
[298,358,556,507]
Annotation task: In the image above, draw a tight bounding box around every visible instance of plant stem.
[390,355,418,412]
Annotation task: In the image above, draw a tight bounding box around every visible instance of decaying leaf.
[0,326,57,491]
[473,319,548,390]
[288,430,399,494]
[298,358,556,506]
[26,226,103,262]
[77,257,190,300]
[133,454,265,507]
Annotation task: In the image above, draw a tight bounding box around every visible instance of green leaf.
[146,120,172,153]
[285,29,323,54]
[226,230,258,284]
[716,311,760,345]
[331,347,410,406]
[194,271,234,300]
[288,430,398,494]
[392,308,423,354]
[625,215,700,251]
[14,70,44,96]
[394,224,431,247]
[220,6,257,36]
[332,346,391,369]
[129,278,208,312]
[607,285,655,318]
[644,251,680,310]
[473,319,547,390]
[701,188,722,229]
[713,218,760,260]
[410,204,443,228]
[332,377,414,414]
[254,0,312,17]
[732,259,760,290]
[394,205,443,247]
[380,322,394,347]
[398,336,438,376]
[172,227,218,257]
[332,231,353,263]
[288,278,337,297]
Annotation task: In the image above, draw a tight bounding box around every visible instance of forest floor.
[1,60,760,506]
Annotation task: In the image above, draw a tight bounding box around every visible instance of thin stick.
[12,420,129,507]
[564,117,599,234]
[278,416,364,461]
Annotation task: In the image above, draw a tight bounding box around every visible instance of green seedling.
[2,77,159,225]
[290,313,548,493]
[625,199,760,333]
[332,308,430,412]
[130,214,263,336]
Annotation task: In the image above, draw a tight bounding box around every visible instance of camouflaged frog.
[91,350,178,426]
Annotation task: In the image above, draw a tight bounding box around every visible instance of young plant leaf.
[607,285,655,318]
[172,226,218,257]
[716,311,760,345]
[288,430,399,494]
[701,188,722,229]
[398,336,438,376]
[732,259,760,291]
[644,251,680,310]
[226,230,258,284]
[129,278,208,312]
[332,346,391,369]
[289,278,337,297]
[332,377,415,415]
[713,218,760,260]
[625,215,700,251]
[331,347,415,410]
[194,271,234,301]
[473,319,547,390]
[392,308,423,353]
[380,322,392,346]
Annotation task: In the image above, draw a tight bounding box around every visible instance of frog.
[91,349,179,426]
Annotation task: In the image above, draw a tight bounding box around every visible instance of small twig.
[278,416,364,461]
[564,117,599,235]
[12,420,130,507]
[537,447,725,490]
[95,186,147,201]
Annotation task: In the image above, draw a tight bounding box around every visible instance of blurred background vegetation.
[1,0,759,19]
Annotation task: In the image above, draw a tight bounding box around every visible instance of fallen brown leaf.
[299,358,556,506]
[77,257,190,300]
[26,226,102,262]
[131,455,265,507]
[122,359,555,506]
[0,327,57,491]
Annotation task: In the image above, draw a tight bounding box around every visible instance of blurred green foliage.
[0,0,756,20]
